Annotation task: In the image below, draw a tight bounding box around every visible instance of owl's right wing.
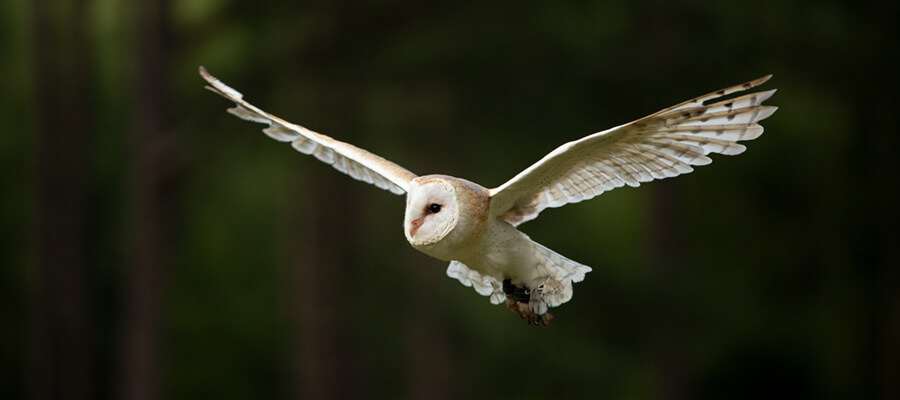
[489,75,776,226]
[200,67,417,195]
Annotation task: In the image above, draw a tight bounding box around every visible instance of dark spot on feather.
[743,83,752,89]
[724,101,734,109]
[717,89,726,95]
[700,117,710,122]
[716,129,724,136]
[727,113,736,121]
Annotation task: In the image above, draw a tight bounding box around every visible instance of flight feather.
[199,66,417,194]
[489,76,776,226]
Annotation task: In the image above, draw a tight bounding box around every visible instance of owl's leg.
[502,279,554,326]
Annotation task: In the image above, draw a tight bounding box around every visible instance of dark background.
[2,0,897,399]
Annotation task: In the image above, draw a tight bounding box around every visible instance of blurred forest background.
[2,0,898,399]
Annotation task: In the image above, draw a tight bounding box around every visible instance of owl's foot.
[502,279,554,326]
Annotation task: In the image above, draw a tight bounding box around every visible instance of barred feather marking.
[663,74,773,114]
[667,106,777,126]
[651,124,764,142]
[702,89,777,115]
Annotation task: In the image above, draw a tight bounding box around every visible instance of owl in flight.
[200,67,776,325]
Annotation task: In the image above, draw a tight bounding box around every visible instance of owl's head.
[404,177,460,246]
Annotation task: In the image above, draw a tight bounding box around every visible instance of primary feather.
[200,66,417,195]
[489,75,776,226]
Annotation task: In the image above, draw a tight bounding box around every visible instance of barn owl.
[200,67,776,325]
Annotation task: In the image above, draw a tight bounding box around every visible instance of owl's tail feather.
[444,239,592,323]
[525,239,592,315]
[446,260,506,304]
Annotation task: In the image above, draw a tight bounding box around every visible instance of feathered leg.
[502,279,554,326]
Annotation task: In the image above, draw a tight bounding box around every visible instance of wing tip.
[745,74,773,91]
[198,65,212,81]
[199,65,244,100]
[757,88,778,103]
[747,74,773,88]
[756,105,778,122]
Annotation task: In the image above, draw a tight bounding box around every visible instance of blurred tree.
[120,1,172,400]
[29,0,93,399]
[403,252,452,400]
[286,178,343,400]
[650,181,686,400]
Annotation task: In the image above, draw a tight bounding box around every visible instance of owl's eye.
[428,203,442,213]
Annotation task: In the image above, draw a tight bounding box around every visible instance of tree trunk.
[285,177,343,400]
[403,255,451,400]
[29,0,93,398]
[120,1,172,400]
[650,181,685,400]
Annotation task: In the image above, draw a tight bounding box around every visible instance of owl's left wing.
[200,67,417,195]
[490,76,776,226]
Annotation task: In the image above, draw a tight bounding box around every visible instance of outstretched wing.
[490,76,777,226]
[200,66,417,195]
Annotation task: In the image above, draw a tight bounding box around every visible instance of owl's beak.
[408,217,425,237]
